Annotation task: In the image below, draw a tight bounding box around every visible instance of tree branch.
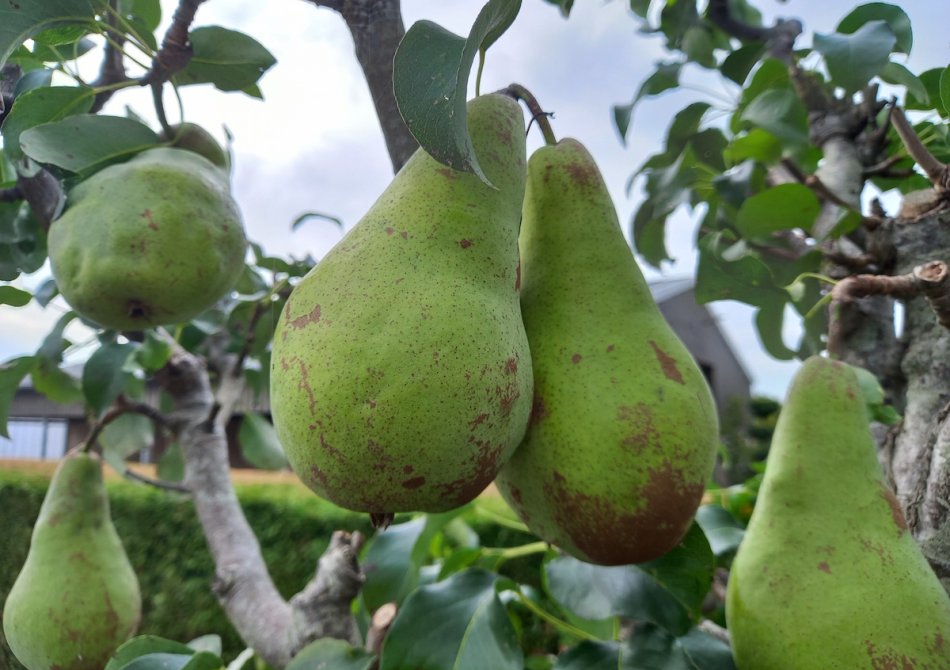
[705,0,802,63]
[828,261,950,357]
[891,105,950,191]
[159,345,365,666]
[90,0,132,113]
[312,0,417,172]
[142,0,205,86]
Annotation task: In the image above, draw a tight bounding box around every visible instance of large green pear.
[3,451,141,669]
[726,356,950,668]
[494,139,718,565]
[270,93,532,514]
[48,147,246,330]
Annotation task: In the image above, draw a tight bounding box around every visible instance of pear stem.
[501,83,557,146]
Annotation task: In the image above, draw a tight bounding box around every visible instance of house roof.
[647,276,695,303]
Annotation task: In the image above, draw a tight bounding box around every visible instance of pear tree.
[0,0,949,668]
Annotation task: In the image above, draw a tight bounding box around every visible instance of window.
[0,419,69,460]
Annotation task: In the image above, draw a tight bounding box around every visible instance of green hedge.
[0,466,534,667]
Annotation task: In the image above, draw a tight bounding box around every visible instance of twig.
[90,0,132,113]
[0,187,21,202]
[828,261,950,356]
[890,104,950,191]
[123,467,191,493]
[141,0,205,86]
[81,399,170,454]
[16,169,64,230]
[698,619,731,646]
[706,0,802,63]
[366,602,397,670]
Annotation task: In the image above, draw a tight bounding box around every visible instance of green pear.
[270,93,532,514]
[494,139,718,565]
[158,122,231,171]
[726,356,950,668]
[48,147,246,330]
[3,451,141,669]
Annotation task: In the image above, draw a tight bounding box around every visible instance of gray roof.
[648,276,694,303]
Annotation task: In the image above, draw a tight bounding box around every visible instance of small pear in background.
[727,356,950,668]
[3,451,141,670]
[494,138,719,565]
[48,147,246,331]
[271,93,532,515]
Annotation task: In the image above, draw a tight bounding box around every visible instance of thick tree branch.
[828,262,950,357]
[306,0,417,172]
[159,345,364,666]
[16,168,65,229]
[142,0,205,86]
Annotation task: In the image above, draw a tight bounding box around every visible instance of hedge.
[0,465,536,667]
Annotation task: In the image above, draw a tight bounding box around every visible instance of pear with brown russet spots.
[3,451,141,669]
[726,356,950,668]
[270,93,532,515]
[494,138,718,565]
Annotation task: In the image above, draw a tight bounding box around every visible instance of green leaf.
[14,68,53,95]
[286,639,375,670]
[541,0,573,18]
[30,356,83,404]
[99,412,153,472]
[82,341,139,413]
[906,68,947,115]
[0,201,49,281]
[941,67,950,118]
[30,33,95,62]
[677,626,737,668]
[0,0,96,72]
[553,641,621,670]
[695,232,785,308]
[0,285,30,306]
[36,311,76,361]
[720,43,766,85]
[545,556,690,635]
[157,442,185,482]
[175,26,276,92]
[136,330,173,372]
[1,85,95,160]
[291,210,344,231]
[380,569,522,670]
[695,505,745,557]
[724,128,782,165]
[755,300,797,361]
[0,356,34,438]
[631,200,672,268]
[682,25,716,68]
[32,277,58,307]
[837,2,912,54]
[637,524,715,625]
[879,62,928,105]
[361,514,462,612]
[237,412,288,470]
[735,183,821,238]
[740,89,808,145]
[392,0,523,184]
[614,62,682,141]
[813,21,897,93]
[105,636,196,670]
[20,114,160,174]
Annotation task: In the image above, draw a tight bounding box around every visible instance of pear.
[3,451,141,669]
[270,93,532,514]
[494,139,718,565]
[726,356,950,668]
[48,147,246,331]
[158,122,231,171]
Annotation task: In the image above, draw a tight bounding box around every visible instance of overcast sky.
[1,0,947,399]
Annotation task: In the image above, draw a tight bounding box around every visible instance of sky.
[1,0,948,399]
